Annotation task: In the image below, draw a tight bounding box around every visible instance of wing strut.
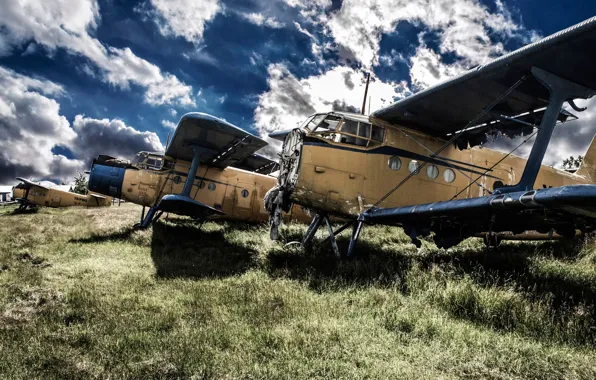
[496,67,594,193]
[137,144,223,229]
[347,67,595,256]
[346,75,528,256]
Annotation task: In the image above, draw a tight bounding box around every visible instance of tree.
[562,155,583,171]
[70,172,89,195]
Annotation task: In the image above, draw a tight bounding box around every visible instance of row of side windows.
[387,156,456,183]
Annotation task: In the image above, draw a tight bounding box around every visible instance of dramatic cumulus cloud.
[0,67,163,184]
[71,116,164,162]
[0,0,194,106]
[254,63,409,153]
[326,0,530,69]
[0,66,80,183]
[145,0,221,44]
[316,0,538,92]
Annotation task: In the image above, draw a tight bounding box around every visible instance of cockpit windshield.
[303,114,327,132]
[306,113,385,148]
[131,152,172,171]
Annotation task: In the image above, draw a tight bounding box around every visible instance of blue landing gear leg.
[347,221,363,257]
[134,206,163,229]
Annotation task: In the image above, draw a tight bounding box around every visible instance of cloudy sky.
[0,0,595,184]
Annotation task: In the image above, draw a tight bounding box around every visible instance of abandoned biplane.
[12,178,112,211]
[87,113,310,228]
[266,15,596,256]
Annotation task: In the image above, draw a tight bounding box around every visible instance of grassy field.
[1,203,596,379]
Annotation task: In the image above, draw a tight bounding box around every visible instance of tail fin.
[577,135,596,181]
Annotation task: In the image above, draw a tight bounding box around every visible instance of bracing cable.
[371,75,527,208]
[450,130,538,200]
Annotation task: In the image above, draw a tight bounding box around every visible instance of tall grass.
[1,204,595,379]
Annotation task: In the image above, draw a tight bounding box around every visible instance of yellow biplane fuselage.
[92,152,309,223]
[13,183,112,209]
[275,112,594,218]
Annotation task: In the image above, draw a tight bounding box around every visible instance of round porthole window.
[208,183,216,191]
[426,164,439,179]
[173,176,181,184]
[199,180,206,189]
[388,156,402,171]
[408,160,420,175]
[241,189,249,198]
[443,168,456,183]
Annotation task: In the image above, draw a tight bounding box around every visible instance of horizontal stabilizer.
[156,194,224,219]
[165,113,267,169]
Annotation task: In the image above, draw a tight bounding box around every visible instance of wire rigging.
[371,75,528,208]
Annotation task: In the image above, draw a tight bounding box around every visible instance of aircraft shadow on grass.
[71,220,596,345]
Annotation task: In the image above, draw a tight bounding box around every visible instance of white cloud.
[0,0,194,107]
[146,0,221,44]
[0,66,164,183]
[71,115,164,160]
[254,63,410,153]
[284,0,332,10]
[161,119,177,129]
[326,0,533,73]
[241,12,285,28]
[409,44,467,88]
[0,66,79,182]
[168,109,178,117]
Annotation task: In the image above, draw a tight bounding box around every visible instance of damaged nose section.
[266,129,304,240]
[88,155,128,198]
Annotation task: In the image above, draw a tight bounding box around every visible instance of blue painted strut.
[496,67,594,194]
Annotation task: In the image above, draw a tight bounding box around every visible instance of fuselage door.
[233,182,254,220]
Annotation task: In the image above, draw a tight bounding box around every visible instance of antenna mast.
[361,72,371,115]
[165,132,171,149]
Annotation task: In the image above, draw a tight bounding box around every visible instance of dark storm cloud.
[342,71,355,90]
[71,115,164,164]
[329,100,359,113]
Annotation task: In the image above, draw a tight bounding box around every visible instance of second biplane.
[266,16,596,256]
[13,178,112,211]
[87,113,310,228]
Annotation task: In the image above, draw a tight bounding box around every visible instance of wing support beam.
[136,144,223,229]
[496,67,594,194]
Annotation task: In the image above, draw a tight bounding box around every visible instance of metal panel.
[165,113,267,169]
[372,16,596,137]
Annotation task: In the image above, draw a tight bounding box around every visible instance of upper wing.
[16,177,50,190]
[165,113,267,169]
[372,16,596,141]
[362,185,596,248]
[232,153,280,173]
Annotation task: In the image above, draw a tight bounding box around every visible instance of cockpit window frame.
[306,113,386,149]
[131,151,172,171]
